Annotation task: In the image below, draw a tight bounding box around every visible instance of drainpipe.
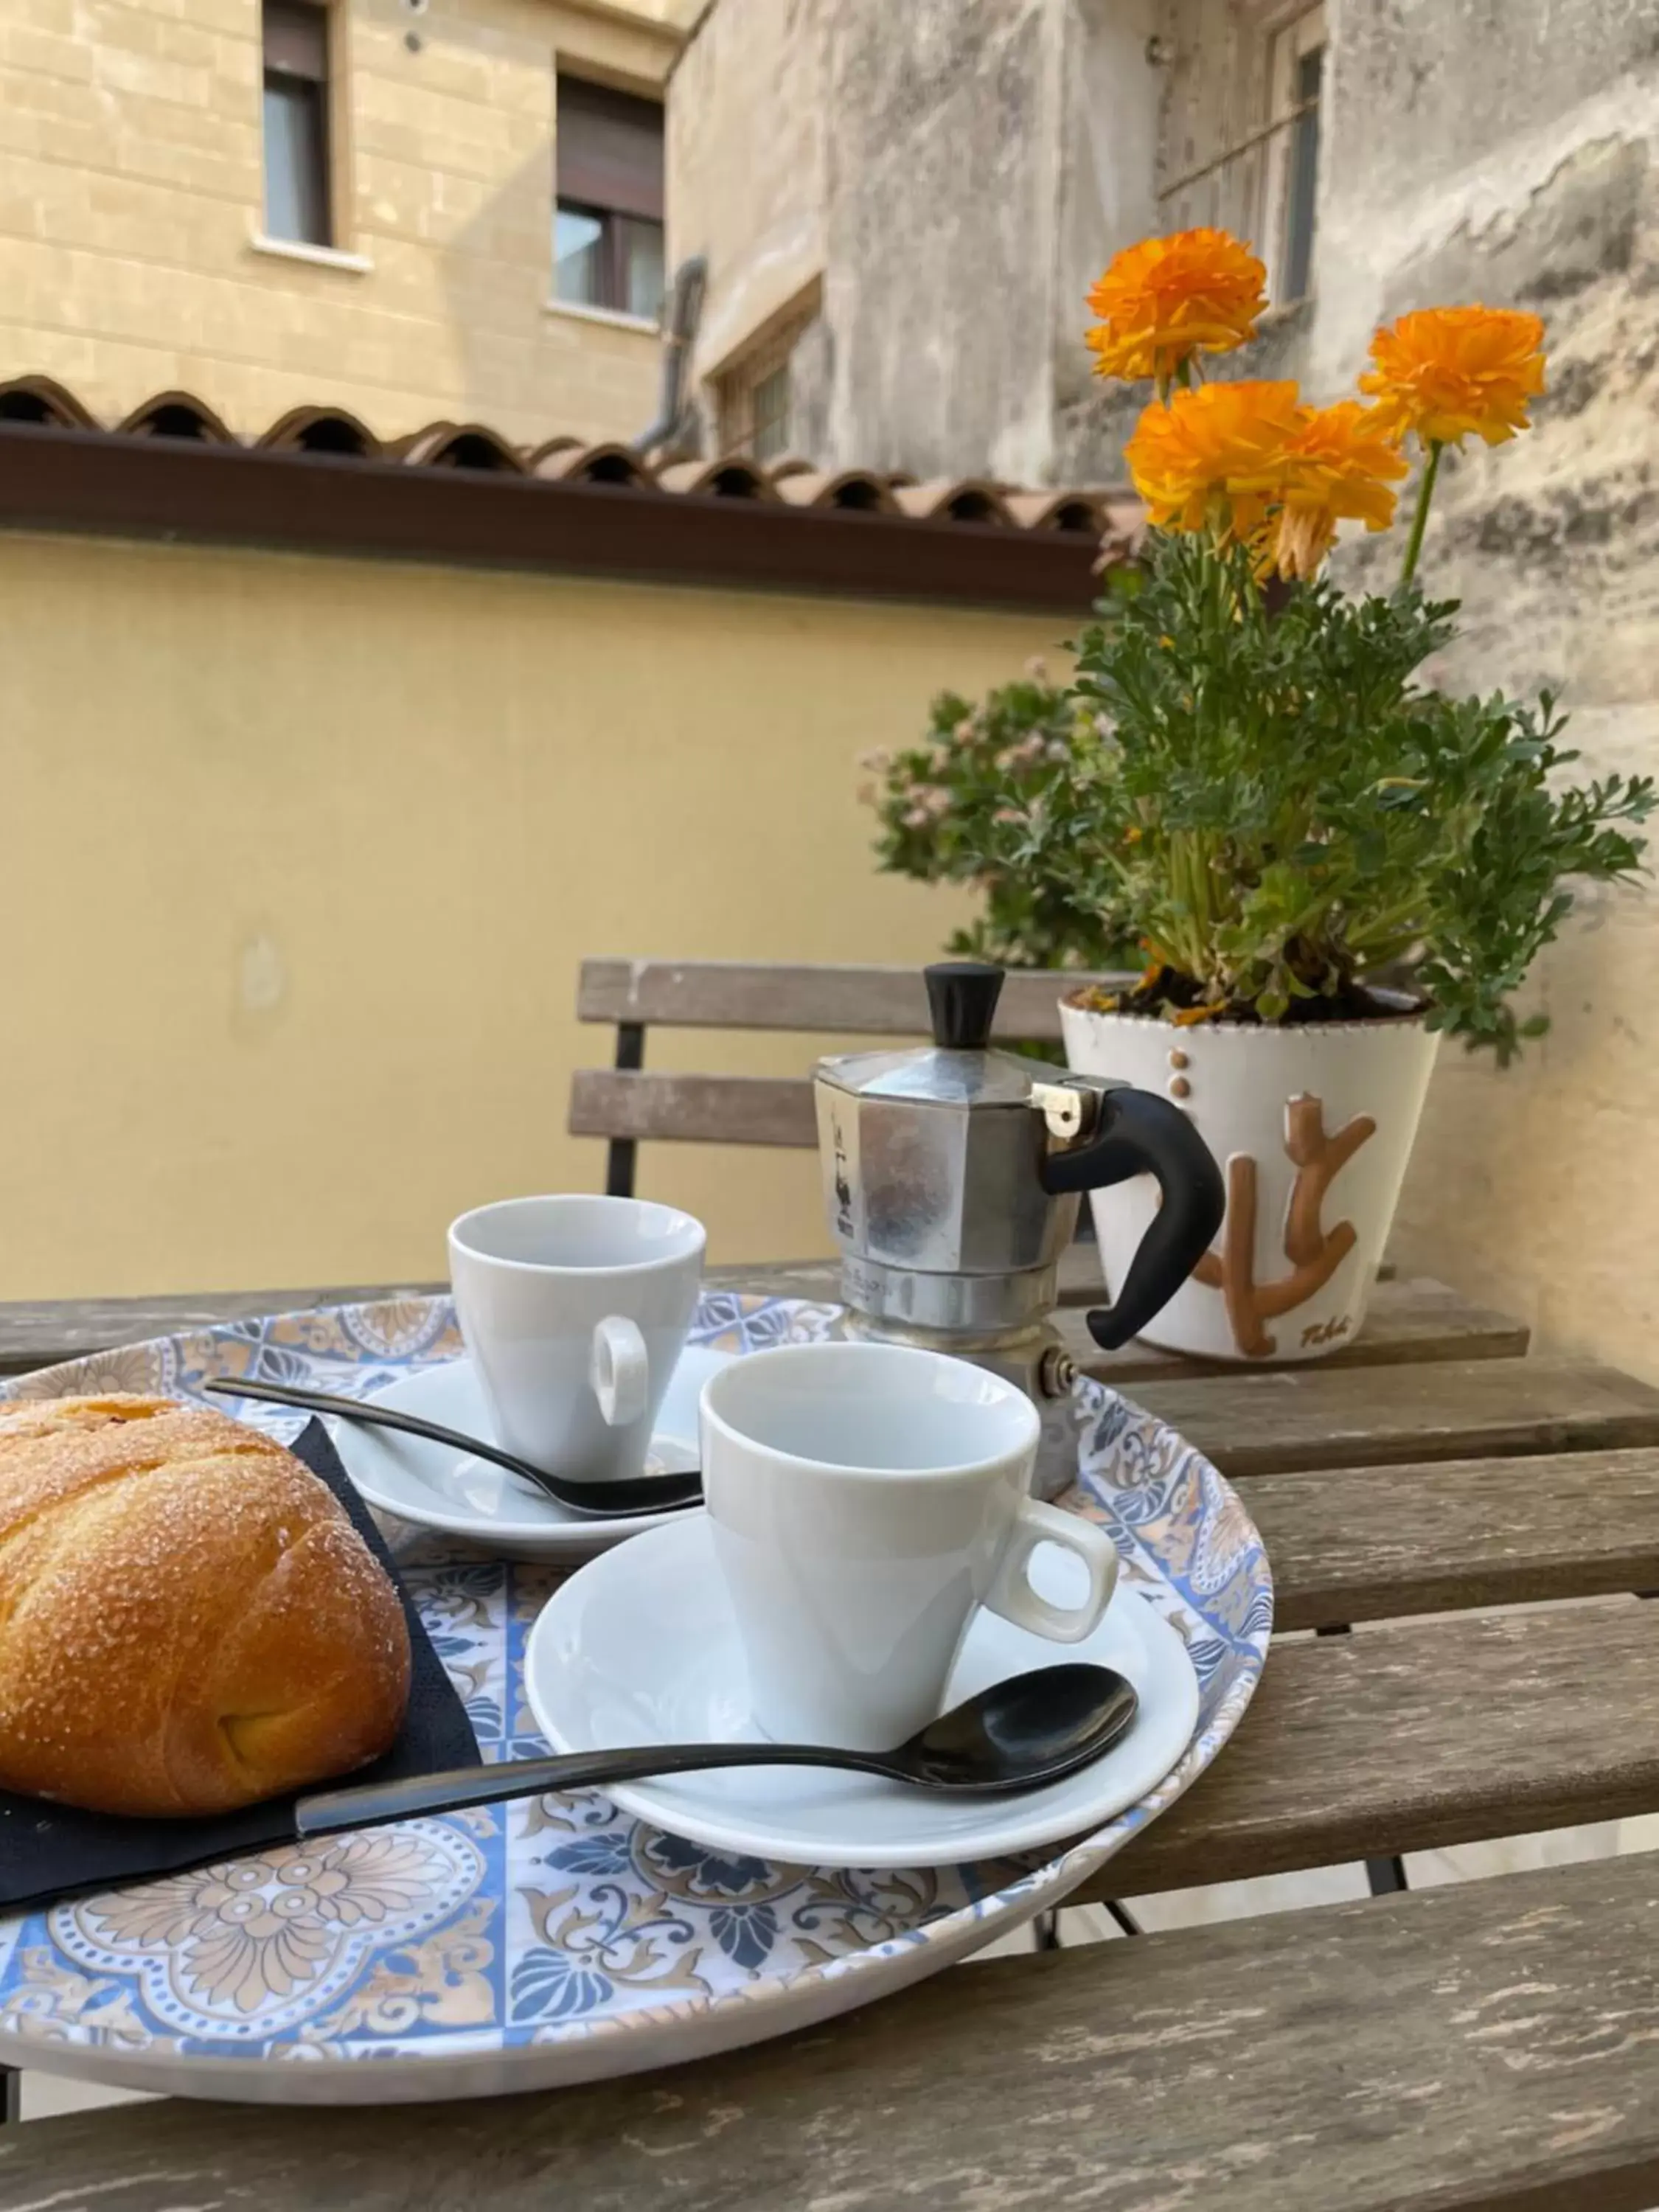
[634,256,708,456]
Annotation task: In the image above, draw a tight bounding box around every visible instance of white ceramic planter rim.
[1057,993,1434,1039]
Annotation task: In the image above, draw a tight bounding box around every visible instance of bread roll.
[0,1393,411,1818]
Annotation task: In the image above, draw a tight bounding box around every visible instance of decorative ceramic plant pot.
[1058,996,1439,1363]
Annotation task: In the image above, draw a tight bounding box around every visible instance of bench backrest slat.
[568,958,1135,1178]
[568,1070,819,1149]
[576,959,1128,1046]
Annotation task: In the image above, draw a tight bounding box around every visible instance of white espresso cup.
[448,1194,706,1484]
[700,1340,1119,1750]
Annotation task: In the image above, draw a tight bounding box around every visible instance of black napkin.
[0,1419,481,1916]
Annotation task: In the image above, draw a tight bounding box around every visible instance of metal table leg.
[1318,1622,1411,1898]
[1,2066,20,2124]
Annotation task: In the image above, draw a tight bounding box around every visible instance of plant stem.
[1399,440,1443,588]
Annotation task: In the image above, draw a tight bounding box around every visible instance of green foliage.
[866,535,1653,1060]
[860,670,1131,973]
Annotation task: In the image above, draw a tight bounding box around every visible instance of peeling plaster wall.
[670,0,1166,479]
[668,0,832,404]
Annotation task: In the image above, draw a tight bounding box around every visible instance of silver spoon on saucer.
[295,1663,1139,1839]
[203,1377,702,1518]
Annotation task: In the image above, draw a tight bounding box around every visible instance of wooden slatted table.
[5,1263,1659,2212]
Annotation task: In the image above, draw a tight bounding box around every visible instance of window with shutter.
[554,77,666,320]
[262,0,333,248]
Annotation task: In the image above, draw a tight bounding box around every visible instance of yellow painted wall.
[0,0,689,444]
[0,529,1074,1298]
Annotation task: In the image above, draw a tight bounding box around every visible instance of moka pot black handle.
[1038,1085,1225,1351]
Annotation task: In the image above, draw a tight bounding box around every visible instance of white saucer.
[524,1513,1201,1868]
[330,1349,732,1562]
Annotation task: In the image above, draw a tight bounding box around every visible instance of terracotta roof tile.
[258,404,380,457]
[1005,487,1107,533]
[773,467,898,512]
[0,375,98,430]
[894,477,1015,526]
[0,380,1136,602]
[531,439,654,487]
[655,456,777,500]
[524,434,585,471]
[116,392,236,443]
[397,423,524,472]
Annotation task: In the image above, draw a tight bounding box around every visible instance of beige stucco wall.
[0,0,692,444]
[0,528,1071,1299]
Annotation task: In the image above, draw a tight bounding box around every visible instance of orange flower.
[1359,305,1546,449]
[1269,401,1409,579]
[1086,229,1267,383]
[1126,381,1304,541]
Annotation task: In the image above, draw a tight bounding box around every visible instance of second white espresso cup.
[700,1340,1119,1750]
[448,1194,706,1485]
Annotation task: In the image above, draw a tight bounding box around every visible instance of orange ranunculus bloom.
[1359,305,1547,449]
[1086,229,1267,383]
[1269,401,1410,579]
[1126,380,1304,542]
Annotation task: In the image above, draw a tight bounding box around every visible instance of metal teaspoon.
[203,1376,702,1517]
[295,1664,1139,1838]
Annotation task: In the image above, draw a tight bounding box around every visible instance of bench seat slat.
[1079,1593,1659,1898]
[10,1848,1659,2212]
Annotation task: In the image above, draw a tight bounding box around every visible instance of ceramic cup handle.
[590,1316,649,1427]
[984,1498,1119,1644]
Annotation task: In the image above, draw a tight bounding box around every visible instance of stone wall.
[1062,0,1659,1378]
[1318,4,1659,1376]
[673,0,1120,479]
[667,0,831,428]
[669,0,1168,479]
[0,0,688,445]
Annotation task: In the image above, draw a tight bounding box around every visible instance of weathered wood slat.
[1244,1446,1659,1629]
[12,1849,1659,2212]
[0,1267,1526,1382]
[1126,1353,1659,1476]
[0,1281,448,1378]
[1054,1242,1408,1303]
[568,1068,818,1147]
[1054,1273,1529,1380]
[575,956,1129,1040]
[1078,1596,1659,1899]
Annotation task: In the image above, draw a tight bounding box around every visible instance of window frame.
[552,199,666,321]
[260,0,347,254]
[1155,0,1327,307]
[713,294,818,461]
[553,74,665,319]
[1260,5,1326,304]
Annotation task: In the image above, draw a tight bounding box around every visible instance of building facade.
[0,0,695,444]
[669,0,1657,488]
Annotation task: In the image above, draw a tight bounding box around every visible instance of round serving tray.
[0,1293,1271,2105]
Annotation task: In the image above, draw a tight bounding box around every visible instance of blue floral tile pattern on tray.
[0,1293,1271,2088]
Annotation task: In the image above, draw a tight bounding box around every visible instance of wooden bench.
[566,956,1130,1196]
